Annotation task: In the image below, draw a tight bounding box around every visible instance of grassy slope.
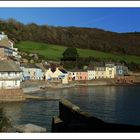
[15,41,140,64]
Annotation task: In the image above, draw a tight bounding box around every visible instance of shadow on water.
[0,108,12,132]
[0,100,59,132]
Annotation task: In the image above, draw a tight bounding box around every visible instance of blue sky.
[0,8,140,33]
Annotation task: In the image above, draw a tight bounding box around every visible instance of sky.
[0,8,140,33]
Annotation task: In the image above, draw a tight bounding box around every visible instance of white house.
[0,32,21,60]
[87,70,95,80]
[9,40,21,59]
[0,60,22,89]
[59,69,68,84]
[0,32,8,40]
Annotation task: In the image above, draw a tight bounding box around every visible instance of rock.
[21,52,28,56]
[22,58,28,63]
[34,54,39,60]
[29,53,34,57]
[14,124,47,133]
[30,59,34,63]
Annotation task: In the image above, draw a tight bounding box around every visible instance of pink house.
[76,71,88,80]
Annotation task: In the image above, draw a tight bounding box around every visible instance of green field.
[15,41,140,64]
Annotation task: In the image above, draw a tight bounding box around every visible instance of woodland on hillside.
[0,18,140,57]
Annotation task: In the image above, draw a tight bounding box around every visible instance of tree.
[61,47,79,70]
[62,47,79,61]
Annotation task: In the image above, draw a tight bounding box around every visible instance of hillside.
[15,41,140,64]
[1,19,140,57]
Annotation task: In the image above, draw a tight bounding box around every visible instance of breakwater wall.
[52,99,140,132]
[0,89,25,102]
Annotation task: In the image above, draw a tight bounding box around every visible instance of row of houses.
[20,63,129,84]
[68,63,128,81]
[0,57,132,89]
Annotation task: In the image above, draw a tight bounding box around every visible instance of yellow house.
[105,63,115,78]
[94,67,106,79]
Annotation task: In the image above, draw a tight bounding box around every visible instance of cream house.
[45,67,62,80]
[45,68,53,80]
[68,71,77,81]
[53,68,63,79]
[45,67,68,84]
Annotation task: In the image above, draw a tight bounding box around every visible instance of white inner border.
[1,133,140,139]
[0,1,140,139]
[0,1,139,7]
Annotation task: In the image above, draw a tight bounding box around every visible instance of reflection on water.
[0,85,140,132]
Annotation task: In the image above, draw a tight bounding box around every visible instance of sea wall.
[73,79,114,86]
[0,89,25,102]
[52,99,140,132]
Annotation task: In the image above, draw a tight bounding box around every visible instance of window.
[109,70,112,75]
[15,80,17,85]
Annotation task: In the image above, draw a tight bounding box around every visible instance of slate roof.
[59,69,67,74]
[0,44,13,50]
[68,69,87,72]
[0,60,21,72]
[43,64,51,70]
[0,39,11,48]
[20,63,40,69]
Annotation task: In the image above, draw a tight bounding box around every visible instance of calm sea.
[0,85,140,132]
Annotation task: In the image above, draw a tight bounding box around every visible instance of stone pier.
[52,99,140,132]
